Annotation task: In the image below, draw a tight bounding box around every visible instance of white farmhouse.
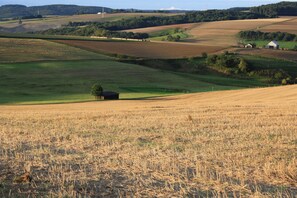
[266,41,279,49]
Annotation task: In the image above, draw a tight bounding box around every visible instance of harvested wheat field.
[0,13,179,33]
[1,85,297,197]
[259,17,297,34]
[123,23,197,33]
[234,48,297,62]
[188,18,290,46]
[0,38,107,63]
[55,40,224,59]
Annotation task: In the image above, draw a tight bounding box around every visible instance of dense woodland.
[239,30,297,42]
[250,1,297,17]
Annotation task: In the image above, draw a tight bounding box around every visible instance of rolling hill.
[0,4,112,19]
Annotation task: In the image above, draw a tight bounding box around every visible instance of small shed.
[266,41,279,49]
[100,91,119,100]
[245,43,255,48]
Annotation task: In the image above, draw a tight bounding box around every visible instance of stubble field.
[258,17,297,34]
[0,38,108,63]
[0,85,297,197]
[188,18,291,46]
[124,23,197,33]
[55,39,224,59]
[0,13,180,33]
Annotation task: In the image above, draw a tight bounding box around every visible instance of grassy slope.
[242,55,297,76]
[0,59,266,104]
[149,28,189,41]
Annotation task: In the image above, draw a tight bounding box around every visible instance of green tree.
[201,52,208,58]
[91,83,103,100]
[238,58,248,72]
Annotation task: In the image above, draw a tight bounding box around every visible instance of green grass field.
[242,55,297,76]
[0,59,267,104]
[244,40,297,50]
[149,28,189,41]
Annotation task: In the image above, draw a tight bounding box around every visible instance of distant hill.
[251,1,297,16]
[0,4,112,19]
[227,7,250,12]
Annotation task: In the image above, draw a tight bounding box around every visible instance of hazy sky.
[0,0,295,10]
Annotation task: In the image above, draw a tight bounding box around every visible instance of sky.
[0,0,295,10]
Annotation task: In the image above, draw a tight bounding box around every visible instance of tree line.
[239,30,297,42]
[67,10,268,31]
[250,1,297,17]
[40,10,267,38]
[41,27,149,40]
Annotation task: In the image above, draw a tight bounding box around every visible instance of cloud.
[160,6,180,10]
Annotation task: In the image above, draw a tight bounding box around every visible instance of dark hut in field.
[100,91,119,100]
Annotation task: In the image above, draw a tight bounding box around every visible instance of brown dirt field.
[188,18,290,46]
[259,17,297,34]
[0,13,180,33]
[123,23,197,33]
[234,48,297,62]
[55,40,224,59]
[1,85,297,197]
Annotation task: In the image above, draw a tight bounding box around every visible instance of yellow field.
[1,85,297,197]
[259,17,297,34]
[188,18,290,46]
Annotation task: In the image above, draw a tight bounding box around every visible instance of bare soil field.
[258,17,297,34]
[1,85,297,197]
[0,38,108,63]
[123,23,197,33]
[55,40,224,59]
[234,48,297,62]
[188,18,291,46]
[0,13,179,33]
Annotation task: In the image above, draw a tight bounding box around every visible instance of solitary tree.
[238,58,248,73]
[91,83,103,100]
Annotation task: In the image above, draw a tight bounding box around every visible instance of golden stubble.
[0,85,297,197]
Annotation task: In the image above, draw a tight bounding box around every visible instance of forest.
[250,1,297,17]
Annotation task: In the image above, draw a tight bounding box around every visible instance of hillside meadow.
[0,59,266,104]
[0,85,297,197]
